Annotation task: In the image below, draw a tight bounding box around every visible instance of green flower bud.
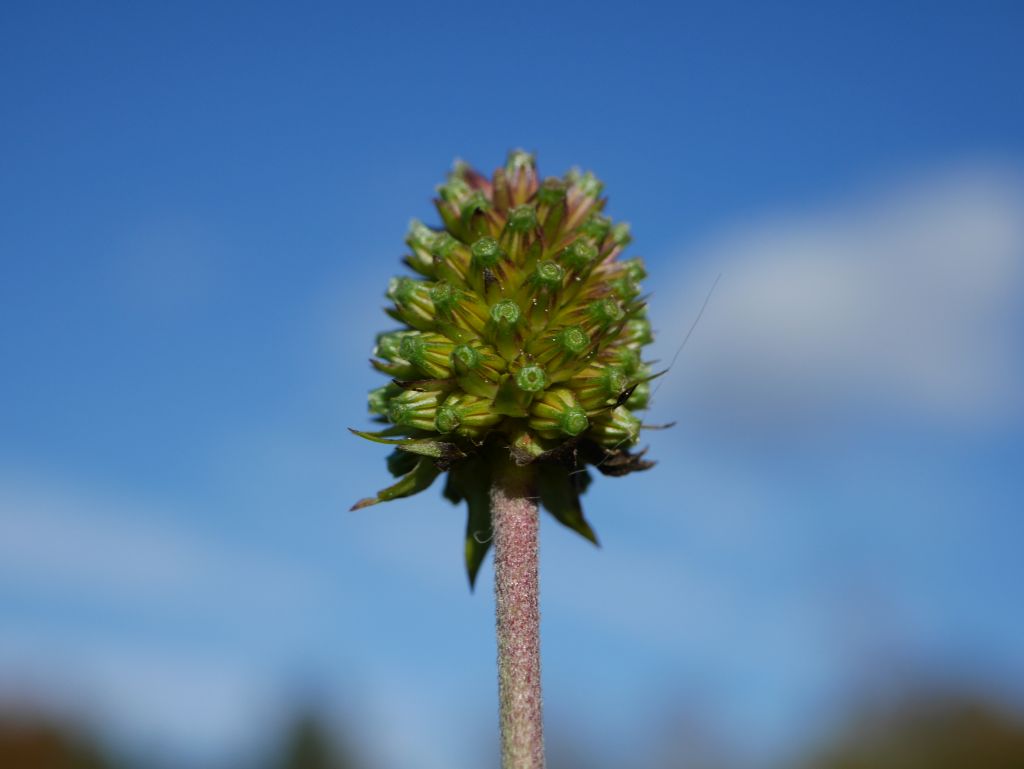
[387,276,435,329]
[587,297,624,329]
[451,343,481,375]
[438,176,472,204]
[529,388,589,439]
[621,317,653,347]
[399,332,455,379]
[368,384,396,417]
[515,364,547,393]
[354,152,658,559]
[590,406,642,448]
[387,389,444,431]
[490,299,521,328]
[626,380,650,410]
[574,171,604,199]
[611,222,632,248]
[471,236,504,269]
[580,214,612,243]
[436,392,503,437]
[374,329,412,362]
[507,204,538,232]
[532,260,564,292]
[571,365,629,410]
[559,239,598,275]
[537,177,566,206]
[429,281,458,314]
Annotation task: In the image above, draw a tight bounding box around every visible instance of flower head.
[352,151,656,586]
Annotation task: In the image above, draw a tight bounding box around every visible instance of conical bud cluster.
[352,151,656,585]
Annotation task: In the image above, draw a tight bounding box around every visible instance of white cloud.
[0,475,323,618]
[655,164,1024,434]
[0,472,472,768]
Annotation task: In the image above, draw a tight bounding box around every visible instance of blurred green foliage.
[3,691,1023,769]
[802,694,1024,769]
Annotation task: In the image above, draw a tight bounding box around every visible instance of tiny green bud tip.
[430,282,458,312]
[506,149,534,170]
[460,191,491,215]
[557,326,589,354]
[490,300,521,326]
[507,205,538,232]
[603,367,628,395]
[430,232,458,258]
[515,365,547,393]
[559,407,589,437]
[399,334,425,363]
[538,178,566,205]
[390,276,417,304]
[471,237,502,268]
[534,260,564,289]
[436,406,461,433]
[451,344,480,371]
[562,240,597,270]
[591,298,624,325]
[388,401,409,425]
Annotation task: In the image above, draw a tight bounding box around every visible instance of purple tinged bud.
[438,176,472,203]
[580,214,612,242]
[574,171,604,199]
[538,178,566,205]
[622,317,654,346]
[610,276,641,301]
[560,240,597,272]
[623,258,647,282]
[460,191,492,217]
[507,205,538,232]
[611,222,632,247]
[506,149,535,174]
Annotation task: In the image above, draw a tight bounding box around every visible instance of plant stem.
[491,457,545,769]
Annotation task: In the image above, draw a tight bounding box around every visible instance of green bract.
[352,150,656,586]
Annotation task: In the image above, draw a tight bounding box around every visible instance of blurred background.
[2,2,1022,768]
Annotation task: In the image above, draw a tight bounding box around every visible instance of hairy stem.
[491,457,545,769]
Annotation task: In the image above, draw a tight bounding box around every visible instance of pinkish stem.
[491,458,545,769]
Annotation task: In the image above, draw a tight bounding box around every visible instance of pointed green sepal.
[350,456,441,511]
[348,427,466,462]
[537,464,598,545]
[443,458,493,589]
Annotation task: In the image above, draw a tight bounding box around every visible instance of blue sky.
[1,2,1023,767]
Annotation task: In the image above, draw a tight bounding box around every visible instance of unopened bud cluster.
[354,151,657,582]
[372,151,651,444]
